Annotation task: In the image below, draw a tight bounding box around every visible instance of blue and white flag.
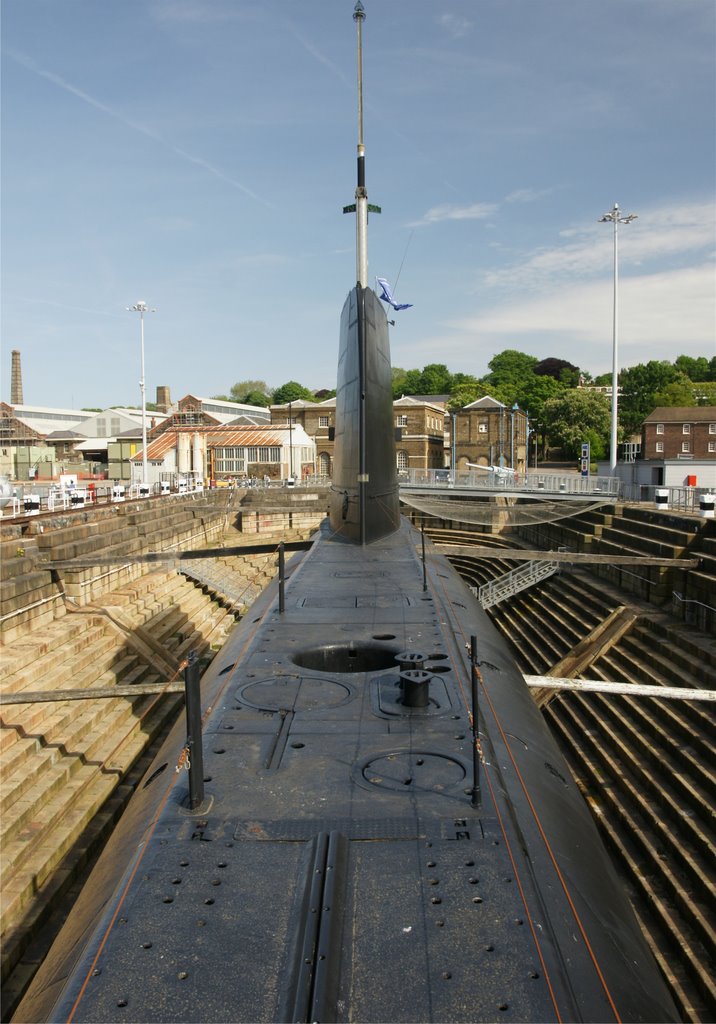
[376,278,413,310]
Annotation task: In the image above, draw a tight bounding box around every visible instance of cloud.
[410,202,498,227]
[484,199,716,291]
[7,49,271,205]
[447,263,715,373]
[437,14,473,39]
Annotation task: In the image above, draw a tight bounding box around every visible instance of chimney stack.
[11,350,24,405]
[155,385,171,412]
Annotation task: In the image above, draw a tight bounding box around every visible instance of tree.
[417,363,453,394]
[652,381,697,408]
[484,349,538,394]
[534,357,580,388]
[447,377,487,412]
[230,379,270,403]
[618,361,681,436]
[243,390,272,407]
[542,389,611,460]
[516,375,565,457]
[674,355,710,382]
[272,381,316,404]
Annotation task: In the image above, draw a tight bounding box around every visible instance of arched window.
[397,450,409,471]
[318,452,331,477]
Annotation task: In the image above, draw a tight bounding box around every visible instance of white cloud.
[448,263,715,374]
[484,199,716,291]
[410,202,498,227]
[437,14,473,39]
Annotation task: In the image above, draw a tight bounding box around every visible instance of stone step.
[547,703,716,1018]
[1,624,115,694]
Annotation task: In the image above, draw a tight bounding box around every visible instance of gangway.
[476,557,560,610]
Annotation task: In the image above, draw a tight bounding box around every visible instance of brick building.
[642,407,716,461]
[393,396,446,474]
[453,396,527,473]
[270,396,447,477]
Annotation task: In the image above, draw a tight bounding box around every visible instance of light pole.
[127,301,156,491]
[510,403,519,469]
[599,203,637,473]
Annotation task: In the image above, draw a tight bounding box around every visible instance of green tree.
[272,381,316,404]
[417,363,453,394]
[243,390,272,407]
[542,389,611,459]
[652,380,697,408]
[674,355,710,381]
[230,379,270,403]
[618,360,681,435]
[517,375,565,457]
[484,349,538,394]
[447,373,486,411]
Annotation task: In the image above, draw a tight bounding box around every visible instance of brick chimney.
[11,350,23,405]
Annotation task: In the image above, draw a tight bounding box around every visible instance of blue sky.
[2,0,714,410]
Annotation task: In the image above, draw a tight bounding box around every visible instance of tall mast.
[354,1,368,287]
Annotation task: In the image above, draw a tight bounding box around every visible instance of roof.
[463,395,507,411]
[643,406,716,423]
[131,425,309,462]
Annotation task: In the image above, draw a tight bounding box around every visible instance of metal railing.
[400,468,621,497]
[475,558,560,610]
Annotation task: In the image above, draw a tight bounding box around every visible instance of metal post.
[599,203,637,473]
[421,525,427,591]
[278,541,285,613]
[184,651,204,810]
[470,635,481,808]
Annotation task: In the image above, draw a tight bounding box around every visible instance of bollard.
[399,668,431,708]
[112,485,125,502]
[700,493,715,519]
[23,494,41,515]
[655,488,669,510]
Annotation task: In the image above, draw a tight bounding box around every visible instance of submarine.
[15,5,679,1022]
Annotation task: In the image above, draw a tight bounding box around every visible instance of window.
[710,423,716,434]
[478,422,488,433]
[319,416,329,427]
[656,423,664,434]
[709,441,716,453]
[682,441,690,453]
[683,423,690,434]
[397,450,409,471]
[396,415,408,427]
[246,447,259,462]
[655,442,664,453]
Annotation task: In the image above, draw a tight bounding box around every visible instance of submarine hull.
[16,516,677,1023]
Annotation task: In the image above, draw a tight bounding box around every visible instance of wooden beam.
[434,544,700,567]
[0,682,185,705]
[41,539,313,570]
[524,676,716,702]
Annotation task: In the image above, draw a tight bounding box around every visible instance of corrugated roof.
[131,425,295,461]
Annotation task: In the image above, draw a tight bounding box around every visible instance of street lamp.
[599,203,637,473]
[510,402,519,469]
[127,301,156,492]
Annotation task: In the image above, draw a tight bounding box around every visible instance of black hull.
[16,520,677,1023]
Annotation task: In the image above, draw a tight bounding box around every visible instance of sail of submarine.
[13,4,681,1023]
[329,0,400,545]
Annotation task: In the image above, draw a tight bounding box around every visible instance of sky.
[2,0,715,411]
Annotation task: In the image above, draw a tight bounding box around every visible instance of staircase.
[431,516,715,1023]
[476,557,560,609]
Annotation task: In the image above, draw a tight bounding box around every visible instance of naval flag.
[376,278,413,310]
